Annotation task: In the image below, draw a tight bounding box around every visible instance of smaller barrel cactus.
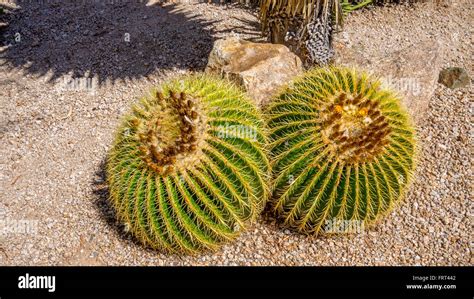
[266,67,416,234]
[107,74,269,254]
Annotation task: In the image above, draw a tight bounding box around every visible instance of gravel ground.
[0,1,471,265]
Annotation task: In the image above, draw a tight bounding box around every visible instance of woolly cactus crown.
[107,75,269,253]
[266,67,416,234]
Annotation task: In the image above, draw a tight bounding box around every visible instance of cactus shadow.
[0,1,218,85]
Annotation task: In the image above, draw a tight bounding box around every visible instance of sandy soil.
[0,1,472,265]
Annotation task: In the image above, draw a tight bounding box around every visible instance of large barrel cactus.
[266,67,416,234]
[107,75,269,253]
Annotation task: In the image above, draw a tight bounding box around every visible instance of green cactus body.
[266,67,416,234]
[107,75,269,253]
[341,0,374,14]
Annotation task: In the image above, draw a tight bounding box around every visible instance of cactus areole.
[136,91,207,176]
[320,91,392,163]
[107,75,269,254]
[266,67,416,234]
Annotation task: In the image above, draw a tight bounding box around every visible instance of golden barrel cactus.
[266,67,416,234]
[107,75,269,253]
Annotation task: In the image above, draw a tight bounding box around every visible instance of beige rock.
[206,37,303,108]
[438,67,470,89]
[334,39,443,123]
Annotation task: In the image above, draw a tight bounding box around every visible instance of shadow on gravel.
[0,1,217,85]
[221,16,263,42]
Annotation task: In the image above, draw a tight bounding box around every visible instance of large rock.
[206,37,303,108]
[334,39,443,123]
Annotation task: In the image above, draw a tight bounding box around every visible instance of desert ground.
[0,1,471,265]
